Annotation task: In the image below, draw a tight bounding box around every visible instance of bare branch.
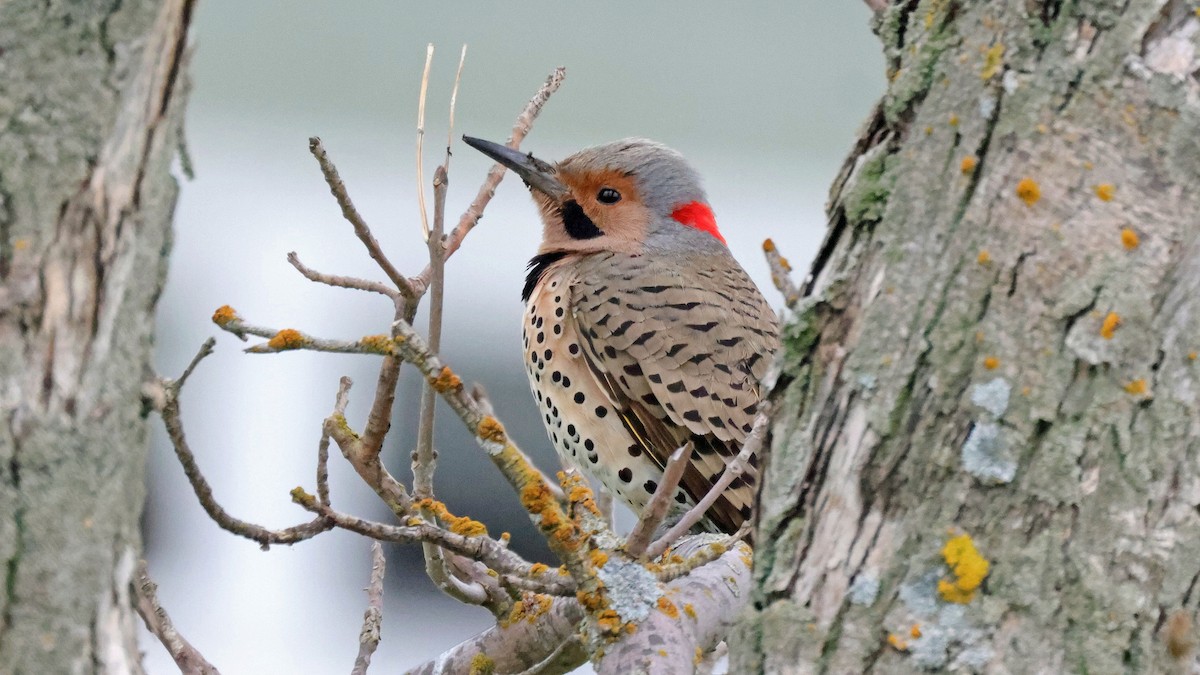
[644,414,768,560]
[416,43,434,242]
[350,543,386,675]
[308,136,417,299]
[155,341,333,549]
[763,238,801,307]
[133,559,221,675]
[287,251,399,299]
[624,444,690,558]
[415,66,566,288]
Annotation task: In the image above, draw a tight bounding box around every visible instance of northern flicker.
[464,136,780,535]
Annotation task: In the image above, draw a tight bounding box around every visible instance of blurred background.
[144,2,884,671]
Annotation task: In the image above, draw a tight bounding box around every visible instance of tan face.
[533,168,653,256]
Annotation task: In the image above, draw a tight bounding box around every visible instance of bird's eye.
[597,188,621,204]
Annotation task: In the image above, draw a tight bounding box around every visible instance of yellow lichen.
[911,624,922,638]
[1016,177,1041,206]
[983,356,1000,370]
[477,416,507,444]
[13,238,29,251]
[1094,183,1115,202]
[684,603,697,620]
[960,155,978,174]
[448,516,488,538]
[981,43,1005,79]
[589,550,609,569]
[938,533,990,604]
[469,653,496,675]
[948,113,960,127]
[658,650,669,658]
[1189,352,1198,361]
[529,563,549,576]
[887,633,909,651]
[211,304,239,326]
[1124,379,1148,396]
[360,334,392,354]
[267,328,305,351]
[1120,228,1139,250]
[762,238,776,253]
[977,249,991,265]
[924,126,934,135]
[430,366,463,393]
[657,596,679,619]
[1100,312,1121,340]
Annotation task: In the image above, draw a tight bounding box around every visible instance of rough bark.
[0,1,194,672]
[734,0,1200,672]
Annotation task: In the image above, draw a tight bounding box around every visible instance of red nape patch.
[671,201,725,245]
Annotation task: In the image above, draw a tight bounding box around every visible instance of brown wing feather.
[570,252,779,534]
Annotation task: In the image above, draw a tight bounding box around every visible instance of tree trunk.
[0,1,193,672]
[734,0,1200,672]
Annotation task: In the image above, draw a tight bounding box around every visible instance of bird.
[463,136,780,536]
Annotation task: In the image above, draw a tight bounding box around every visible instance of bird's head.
[463,136,726,256]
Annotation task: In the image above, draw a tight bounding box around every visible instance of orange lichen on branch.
[1100,312,1121,339]
[1094,183,1115,201]
[657,596,679,619]
[1016,177,1041,206]
[267,329,306,351]
[983,356,1000,370]
[1124,379,1148,396]
[529,562,549,576]
[416,498,488,537]
[1189,352,1198,361]
[910,624,922,638]
[430,366,463,393]
[476,416,507,444]
[960,155,978,174]
[560,470,602,517]
[589,550,609,569]
[948,113,960,127]
[762,238,776,253]
[1120,228,1139,250]
[211,304,239,327]
[360,334,393,354]
[595,609,624,636]
[683,603,697,620]
[887,633,909,651]
[938,533,990,603]
[976,249,991,265]
[503,593,553,627]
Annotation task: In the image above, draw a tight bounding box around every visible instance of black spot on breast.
[740,505,753,520]
[584,439,595,452]
[666,381,686,394]
[675,492,687,504]
[690,386,709,398]
[595,406,608,418]
[619,467,633,483]
[623,363,643,376]
[574,392,585,404]
[569,343,580,355]
[708,416,726,428]
[643,479,658,494]
[536,332,545,343]
[561,199,604,240]
[544,349,553,361]
[567,424,576,436]
[552,371,561,383]
[683,410,702,423]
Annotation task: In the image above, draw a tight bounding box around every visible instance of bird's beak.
[462,136,569,202]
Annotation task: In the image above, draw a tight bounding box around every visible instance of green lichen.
[843,152,897,226]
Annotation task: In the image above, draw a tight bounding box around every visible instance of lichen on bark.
[734,0,1200,672]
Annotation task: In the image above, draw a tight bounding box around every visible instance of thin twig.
[444,45,467,170]
[350,542,386,675]
[414,166,448,499]
[155,341,333,549]
[291,490,575,595]
[763,238,801,307]
[316,377,351,506]
[624,444,691,558]
[416,43,433,242]
[309,136,416,299]
[287,252,399,299]
[133,559,221,675]
[644,414,768,560]
[413,66,566,288]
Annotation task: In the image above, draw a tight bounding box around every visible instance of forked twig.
[625,444,691,558]
[643,413,768,560]
[416,43,434,242]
